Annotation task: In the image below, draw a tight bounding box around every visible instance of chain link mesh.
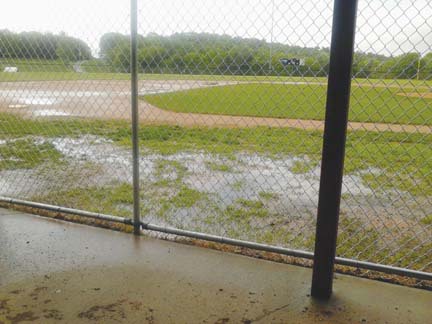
[0,0,430,285]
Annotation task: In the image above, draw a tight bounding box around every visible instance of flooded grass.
[1,112,431,197]
[0,113,431,270]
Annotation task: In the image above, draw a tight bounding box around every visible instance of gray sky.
[1,0,431,57]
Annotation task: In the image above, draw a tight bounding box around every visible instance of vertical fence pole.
[131,0,140,235]
[311,0,358,299]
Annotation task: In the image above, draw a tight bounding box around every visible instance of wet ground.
[0,135,429,251]
[0,79,233,120]
[0,208,431,323]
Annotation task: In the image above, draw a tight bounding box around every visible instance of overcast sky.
[1,0,431,57]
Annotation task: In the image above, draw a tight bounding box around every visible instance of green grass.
[0,59,73,72]
[2,69,432,87]
[205,161,233,172]
[33,183,135,218]
[258,191,278,200]
[421,215,432,225]
[337,216,431,271]
[150,158,210,220]
[225,199,269,221]
[143,83,432,125]
[290,159,318,174]
[0,139,62,170]
[153,159,188,186]
[171,186,206,208]
[80,59,113,73]
[0,71,131,82]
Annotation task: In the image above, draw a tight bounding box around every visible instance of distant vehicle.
[280,58,305,67]
[3,67,18,73]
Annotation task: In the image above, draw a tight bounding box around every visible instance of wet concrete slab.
[0,208,431,323]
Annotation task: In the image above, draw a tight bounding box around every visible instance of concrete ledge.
[1,208,431,323]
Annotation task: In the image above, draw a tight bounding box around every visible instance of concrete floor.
[0,208,431,323]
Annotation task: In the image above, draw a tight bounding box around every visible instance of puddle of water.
[32,110,71,117]
[21,97,57,105]
[8,104,28,109]
[1,82,227,110]
[0,90,113,107]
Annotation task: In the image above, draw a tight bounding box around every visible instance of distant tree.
[0,30,91,62]
[420,53,432,80]
[95,31,432,79]
[379,53,421,79]
[99,33,128,58]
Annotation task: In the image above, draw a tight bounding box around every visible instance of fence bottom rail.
[1,196,431,283]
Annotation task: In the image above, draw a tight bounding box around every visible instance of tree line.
[1,29,431,79]
[0,30,91,62]
[100,32,432,79]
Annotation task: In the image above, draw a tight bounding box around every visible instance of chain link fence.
[0,0,430,287]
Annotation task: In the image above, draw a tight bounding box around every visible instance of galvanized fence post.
[131,0,140,235]
[311,0,358,299]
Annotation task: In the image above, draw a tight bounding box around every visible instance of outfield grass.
[1,70,432,87]
[143,83,432,125]
[0,71,131,82]
[0,59,74,72]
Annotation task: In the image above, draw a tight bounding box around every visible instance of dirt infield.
[0,79,430,134]
[139,102,432,134]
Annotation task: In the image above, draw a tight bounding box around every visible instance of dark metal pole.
[311,0,358,299]
[131,0,140,235]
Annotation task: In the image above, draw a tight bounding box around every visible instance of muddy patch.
[6,311,39,323]
[78,299,127,321]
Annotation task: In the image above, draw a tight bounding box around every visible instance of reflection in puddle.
[21,97,57,105]
[0,89,112,108]
[32,109,71,117]
[8,104,28,109]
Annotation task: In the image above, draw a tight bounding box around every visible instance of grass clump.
[154,159,188,186]
[0,139,62,170]
[259,191,278,200]
[32,183,135,218]
[225,198,269,222]
[290,159,318,174]
[205,161,233,172]
[171,186,206,208]
[149,159,209,219]
[421,214,432,225]
[337,216,432,272]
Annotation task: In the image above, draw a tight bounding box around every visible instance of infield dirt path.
[139,101,432,134]
[0,79,430,134]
